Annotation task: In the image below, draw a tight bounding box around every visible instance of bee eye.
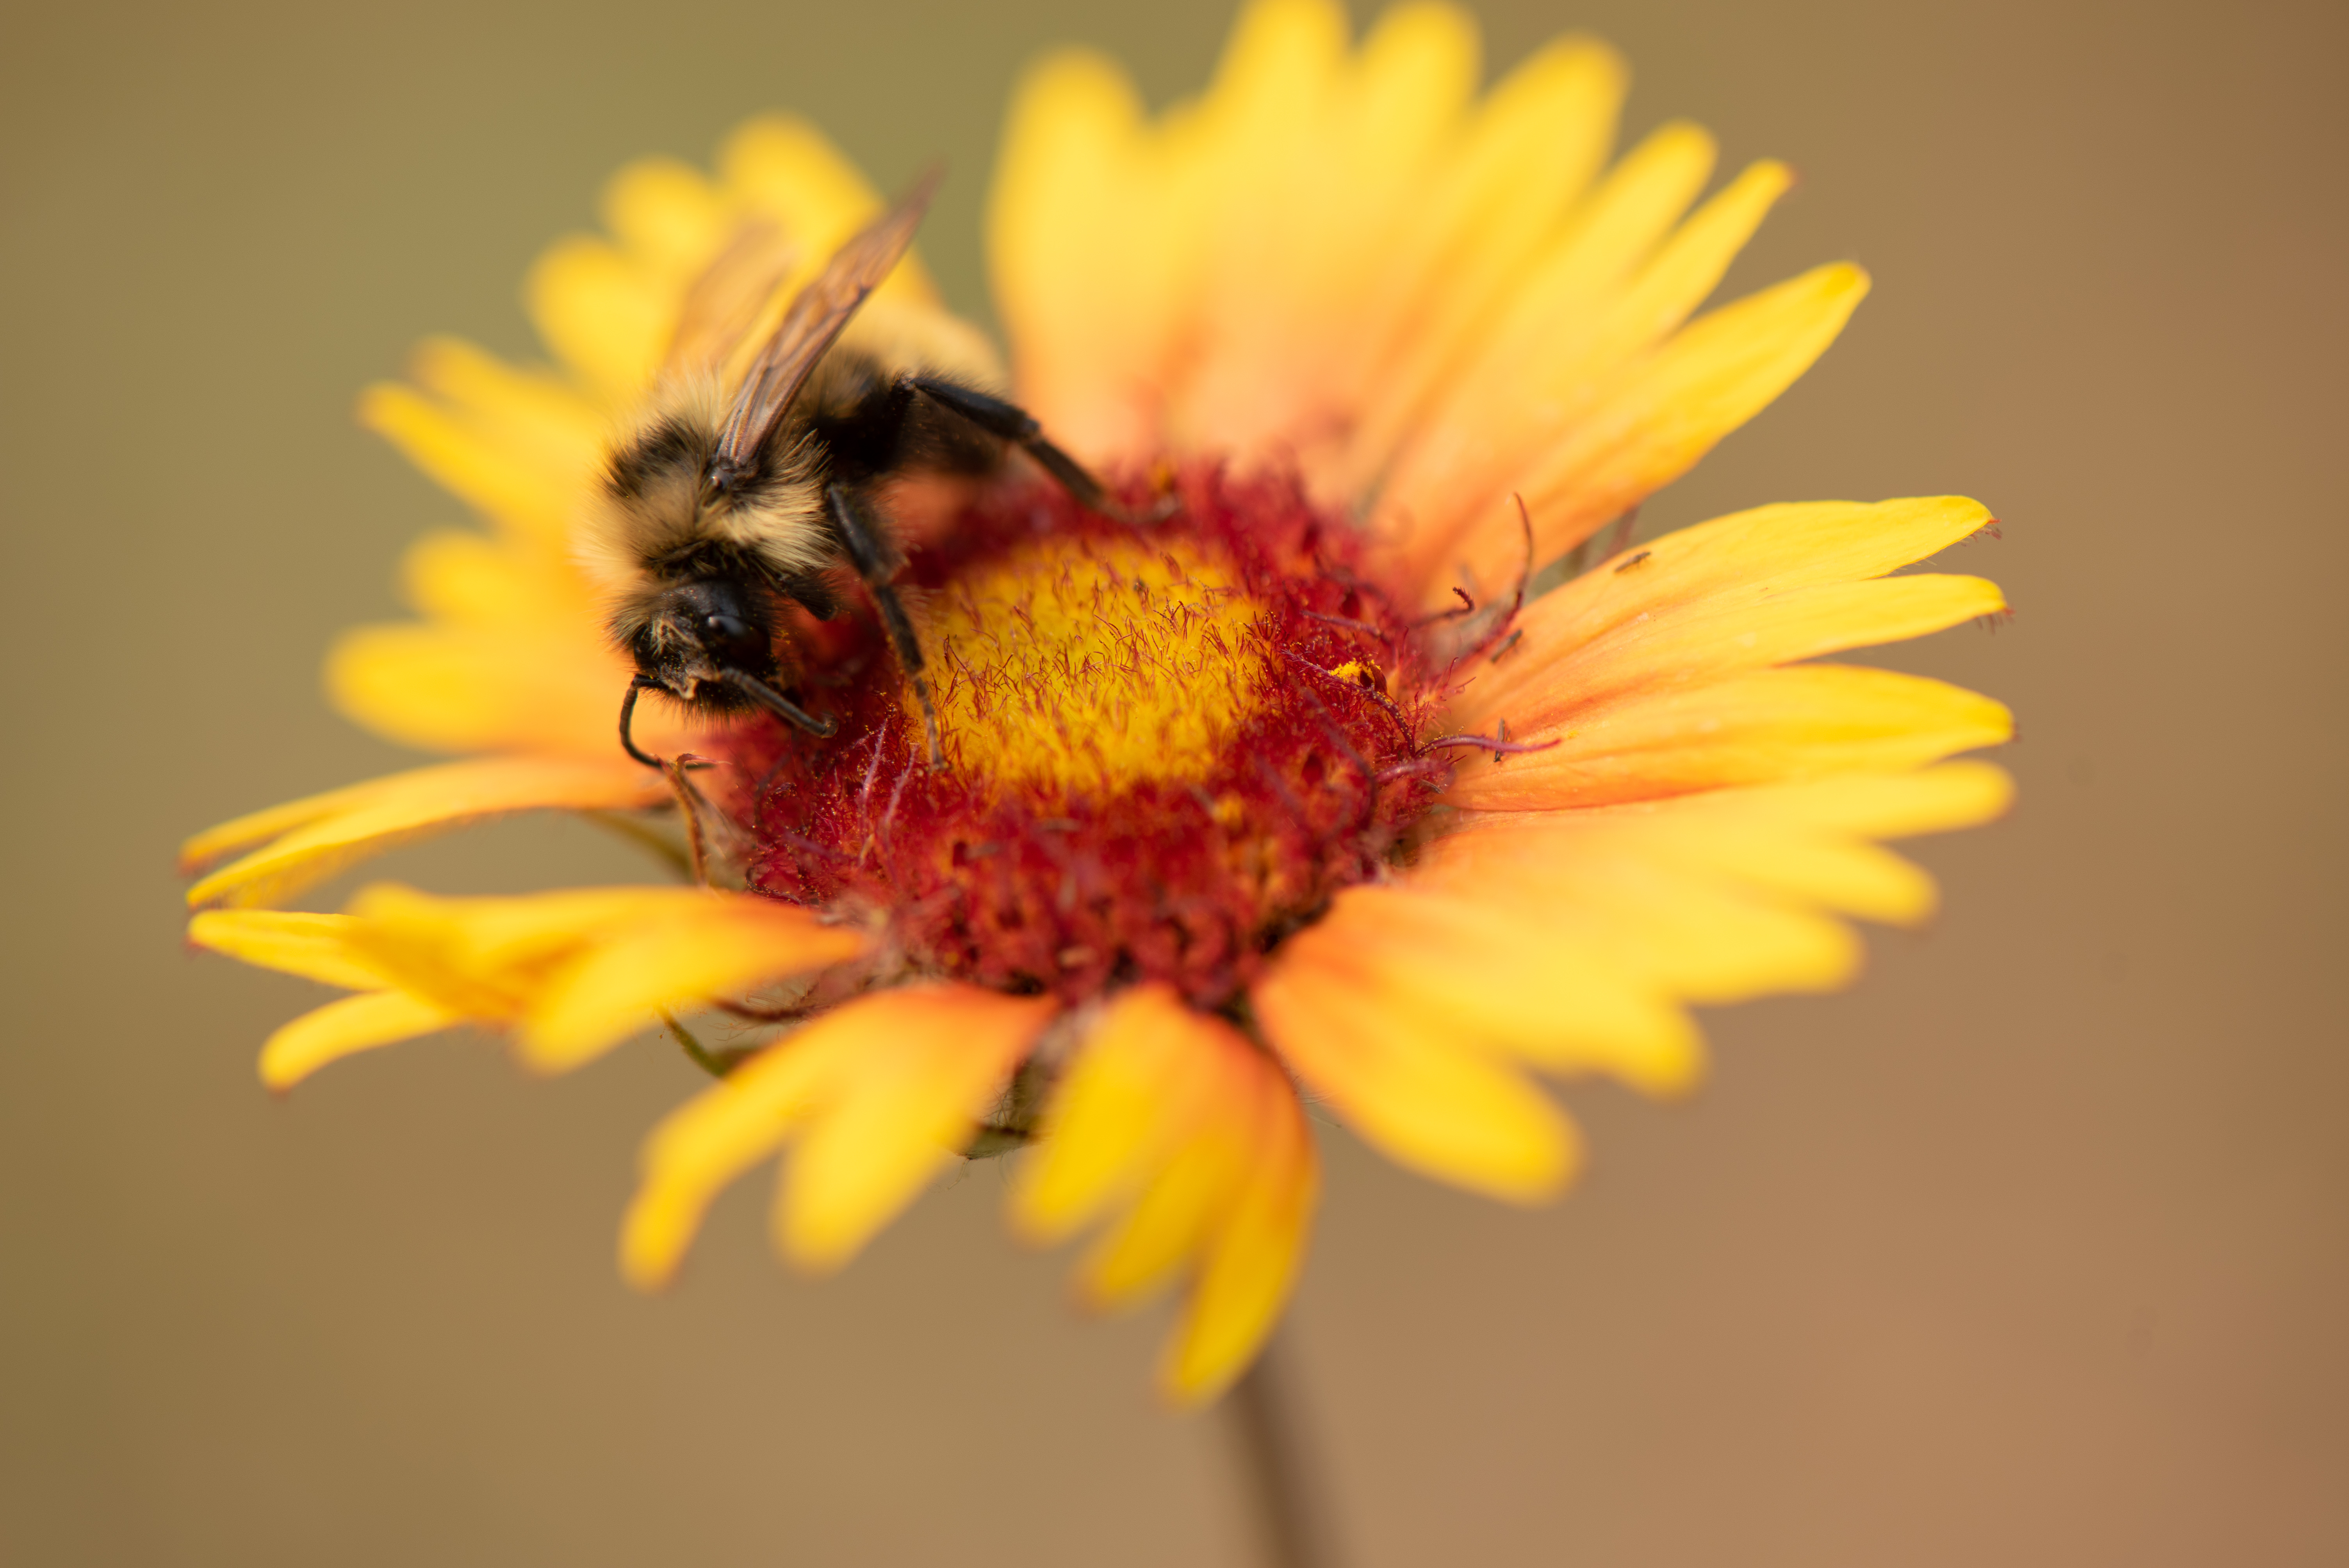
[696,608,767,668]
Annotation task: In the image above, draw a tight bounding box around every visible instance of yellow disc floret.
[922,534,1264,794]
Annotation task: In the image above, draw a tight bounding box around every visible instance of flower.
[182,0,2012,1405]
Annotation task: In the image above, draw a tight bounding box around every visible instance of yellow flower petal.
[622,1023,845,1290]
[1513,574,2005,739]
[1174,0,1477,460]
[525,233,675,404]
[1010,983,1226,1244]
[257,989,461,1092]
[1733,757,2017,839]
[1447,664,2013,812]
[328,620,629,759]
[1281,887,1708,1095]
[1334,34,1627,492]
[1076,1042,1278,1314]
[1498,120,1723,339]
[526,116,933,406]
[1012,986,1325,1399]
[1595,824,1939,927]
[781,985,1057,1272]
[395,529,591,630]
[600,156,732,283]
[1459,495,2006,735]
[335,333,669,755]
[1159,1079,1318,1406]
[719,114,937,310]
[1566,157,1798,405]
[1443,769,2016,931]
[183,757,667,910]
[324,515,711,759]
[1260,763,2012,1125]
[187,910,392,992]
[985,0,1857,577]
[718,115,871,227]
[345,882,707,969]
[1424,761,2012,995]
[369,335,607,556]
[357,381,580,544]
[991,47,1201,462]
[335,883,834,1042]
[1367,119,1717,550]
[404,336,608,480]
[994,0,1633,497]
[1253,954,1581,1203]
[190,884,866,1098]
[621,985,1053,1288]
[1076,1146,1241,1307]
[520,898,869,1073]
[1446,262,1873,602]
[1428,844,1866,1003]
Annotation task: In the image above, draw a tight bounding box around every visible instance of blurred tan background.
[4,0,2343,1562]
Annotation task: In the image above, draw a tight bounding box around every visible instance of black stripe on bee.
[643,537,782,588]
[603,413,718,501]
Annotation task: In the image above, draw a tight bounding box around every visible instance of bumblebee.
[576,170,1132,768]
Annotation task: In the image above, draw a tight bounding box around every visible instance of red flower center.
[715,466,1482,1009]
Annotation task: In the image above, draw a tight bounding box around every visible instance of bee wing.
[664,220,800,377]
[716,166,941,470]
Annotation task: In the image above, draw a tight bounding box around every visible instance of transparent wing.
[715,167,941,471]
[663,220,799,378]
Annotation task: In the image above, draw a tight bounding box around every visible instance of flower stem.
[1226,1335,1339,1568]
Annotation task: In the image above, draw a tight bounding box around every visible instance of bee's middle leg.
[825,481,942,768]
[900,374,1164,526]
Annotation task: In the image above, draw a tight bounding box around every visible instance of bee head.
[632,575,776,705]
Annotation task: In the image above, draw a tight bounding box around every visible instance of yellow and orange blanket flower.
[182,0,2012,1404]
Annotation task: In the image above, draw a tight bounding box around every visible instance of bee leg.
[902,374,1168,527]
[619,675,665,768]
[719,668,839,739]
[826,481,943,769]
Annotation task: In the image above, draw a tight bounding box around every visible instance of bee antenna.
[619,675,665,768]
[722,668,840,739]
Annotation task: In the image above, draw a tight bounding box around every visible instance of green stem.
[662,1012,738,1078]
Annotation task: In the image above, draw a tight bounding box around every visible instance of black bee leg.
[719,669,839,739]
[826,481,943,768]
[618,675,665,768]
[903,374,1167,527]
